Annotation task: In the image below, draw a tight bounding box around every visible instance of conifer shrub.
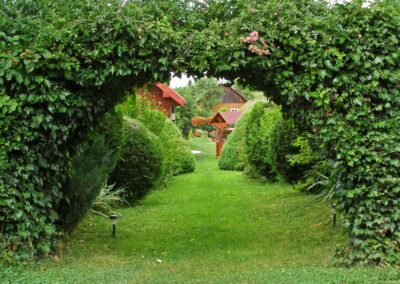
[58,112,123,232]
[109,118,163,204]
[218,111,250,171]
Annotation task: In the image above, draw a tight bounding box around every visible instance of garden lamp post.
[331,204,337,228]
[109,214,118,238]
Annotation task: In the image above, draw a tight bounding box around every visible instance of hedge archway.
[0,0,399,265]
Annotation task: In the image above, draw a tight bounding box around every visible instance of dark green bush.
[219,111,250,171]
[109,118,163,204]
[58,112,122,232]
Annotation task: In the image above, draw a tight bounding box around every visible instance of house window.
[230,108,239,112]
[170,106,176,120]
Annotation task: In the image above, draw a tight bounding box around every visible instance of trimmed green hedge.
[220,102,310,182]
[218,111,250,171]
[109,118,163,204]
[270,119,311,183]
[128,96,195,178]
[160,120,196,176]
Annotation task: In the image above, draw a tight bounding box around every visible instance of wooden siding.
[212,102,245,113]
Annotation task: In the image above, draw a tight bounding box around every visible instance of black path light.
[331,204,337,228]
[109,214,118,238]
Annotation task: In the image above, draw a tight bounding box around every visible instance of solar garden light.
[331,204,337,228]
[109,214,118,238]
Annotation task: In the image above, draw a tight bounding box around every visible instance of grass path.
[4,138,399,283]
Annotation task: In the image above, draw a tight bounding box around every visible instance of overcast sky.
[170,74,194,88]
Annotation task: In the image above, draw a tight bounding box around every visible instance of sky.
[170,73,194,88]
[170,73,229,88]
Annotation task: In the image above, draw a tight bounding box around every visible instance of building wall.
[212,102,245,113]
[138,86,175,118]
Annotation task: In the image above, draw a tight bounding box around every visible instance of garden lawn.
[2,138,399,283]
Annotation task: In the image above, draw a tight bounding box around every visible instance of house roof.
[220,86,248,104]
[226,86,248,102]
[210,111,242,125]
[154,82,186,106]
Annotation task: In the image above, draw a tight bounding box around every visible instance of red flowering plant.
[241,31,271,56]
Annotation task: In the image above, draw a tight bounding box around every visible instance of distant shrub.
[109,118,163,204]
[58,112,122,232]
[219,111,250,171]
[191,116,208,127]
[194,129,203,137]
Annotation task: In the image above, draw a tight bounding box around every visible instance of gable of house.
[212,86,247,113]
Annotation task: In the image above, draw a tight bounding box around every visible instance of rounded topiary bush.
[109,118,163,204]
[219,111,250,171]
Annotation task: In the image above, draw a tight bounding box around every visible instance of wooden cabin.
[212,86,248,113]
[140,83,186,120]
[210,111,242,157]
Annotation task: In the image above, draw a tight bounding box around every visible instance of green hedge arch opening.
[0,0,399,265]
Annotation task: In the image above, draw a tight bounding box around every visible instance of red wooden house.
[210,111,242,157]
[140,82,186,120]
[209,86,247,157]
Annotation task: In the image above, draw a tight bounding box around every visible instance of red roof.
[154,83,186,107]
[210,111,242,125]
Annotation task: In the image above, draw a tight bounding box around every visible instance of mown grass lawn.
[2,138,399,283]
